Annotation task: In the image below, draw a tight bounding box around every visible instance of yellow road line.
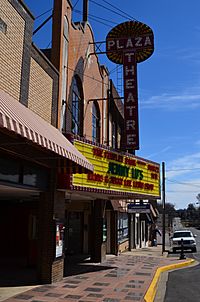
[144,258,196,302]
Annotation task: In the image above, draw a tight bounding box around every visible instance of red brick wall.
[52,0,109,143]
[52,259,64,282]
[67,23,109,142]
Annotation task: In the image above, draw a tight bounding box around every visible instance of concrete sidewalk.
[0,245,195,302]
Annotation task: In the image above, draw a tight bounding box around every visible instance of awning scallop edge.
[0,90,93,172]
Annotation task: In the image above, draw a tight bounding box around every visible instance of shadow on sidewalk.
[0,257,38,287]
[0,255,115,287]
[0,266,38,287]
[64,254,115,277]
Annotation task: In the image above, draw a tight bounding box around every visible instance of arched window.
[71,76,83,136]
[92,101,100,143]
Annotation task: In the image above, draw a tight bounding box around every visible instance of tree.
[157,202,177,227]
[196,193,200,203]
[186,203,198,221]
[176,208,187,220]
[196,194,200,222]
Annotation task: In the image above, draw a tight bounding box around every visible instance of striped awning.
[0,90,93,172]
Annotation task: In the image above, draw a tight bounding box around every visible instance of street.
[164,227,200,302]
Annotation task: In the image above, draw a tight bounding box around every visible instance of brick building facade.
[50,0,160,274]
[0,0,93,284]
[0,0,160,285]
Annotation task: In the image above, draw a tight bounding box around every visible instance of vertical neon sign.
[106,21,154,151]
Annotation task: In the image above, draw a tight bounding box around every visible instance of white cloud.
[164,152,200,208]
[166,181,200,209]
[175,48,200,64]
[141,92,200,110]
[166,152,200,178]
[179,52,200,62]
[145,146,172,159]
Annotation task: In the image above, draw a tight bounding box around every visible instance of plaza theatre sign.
[106,21,154,151]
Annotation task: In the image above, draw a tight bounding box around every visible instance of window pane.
[71,78,82,135]
[23,164,48,189]
[0,157,19,183]
[117,213,128,243]
[92,102,100,143]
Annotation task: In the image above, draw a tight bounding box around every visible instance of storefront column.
[129,213,135,250]
[52,191,65,281]
[37,169,65,283]
[135,213,141,248]
[37,190,54,283]
[91,200,106,262]
[110,211,118,255]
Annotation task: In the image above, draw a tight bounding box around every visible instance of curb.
[144,258,196,302]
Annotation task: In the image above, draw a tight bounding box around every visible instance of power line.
[67,66,109,86]
[109,64,122,75]
[73,0,80,9]
[35,8,53,20]
[88,16,113,28]
[101,0,137,21]
[167,179,200,188]
[73,9,116,27]
[73,9,117,25]
[72,0,137,22]
[167,190,200,193]
[90,0,136,21]
[46,40,52,48]
[166,168,200,172]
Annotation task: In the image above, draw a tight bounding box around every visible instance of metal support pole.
[179,238,186,259]
[162,162,166,254]
[83,0,89,22]
[33,14,53,36]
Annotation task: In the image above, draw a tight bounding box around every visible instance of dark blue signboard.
[127,203,150,213]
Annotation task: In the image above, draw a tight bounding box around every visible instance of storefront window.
[0,157,19,183]
[23,164,48,189]
[0,155,48,189]
[55,221,65,259]
[117,212,128,243]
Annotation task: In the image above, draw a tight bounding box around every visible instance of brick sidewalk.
[0,247,187,302]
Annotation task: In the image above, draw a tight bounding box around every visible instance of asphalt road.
[164,227,200,302]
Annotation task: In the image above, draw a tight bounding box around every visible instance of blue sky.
[24,0,200,209]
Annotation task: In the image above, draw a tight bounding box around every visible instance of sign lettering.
[73,141,160,198]
[106,21,154,151]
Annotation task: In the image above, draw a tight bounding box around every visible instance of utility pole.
[162,161,166,254]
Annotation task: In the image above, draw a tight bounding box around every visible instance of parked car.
[171,230,197,253]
